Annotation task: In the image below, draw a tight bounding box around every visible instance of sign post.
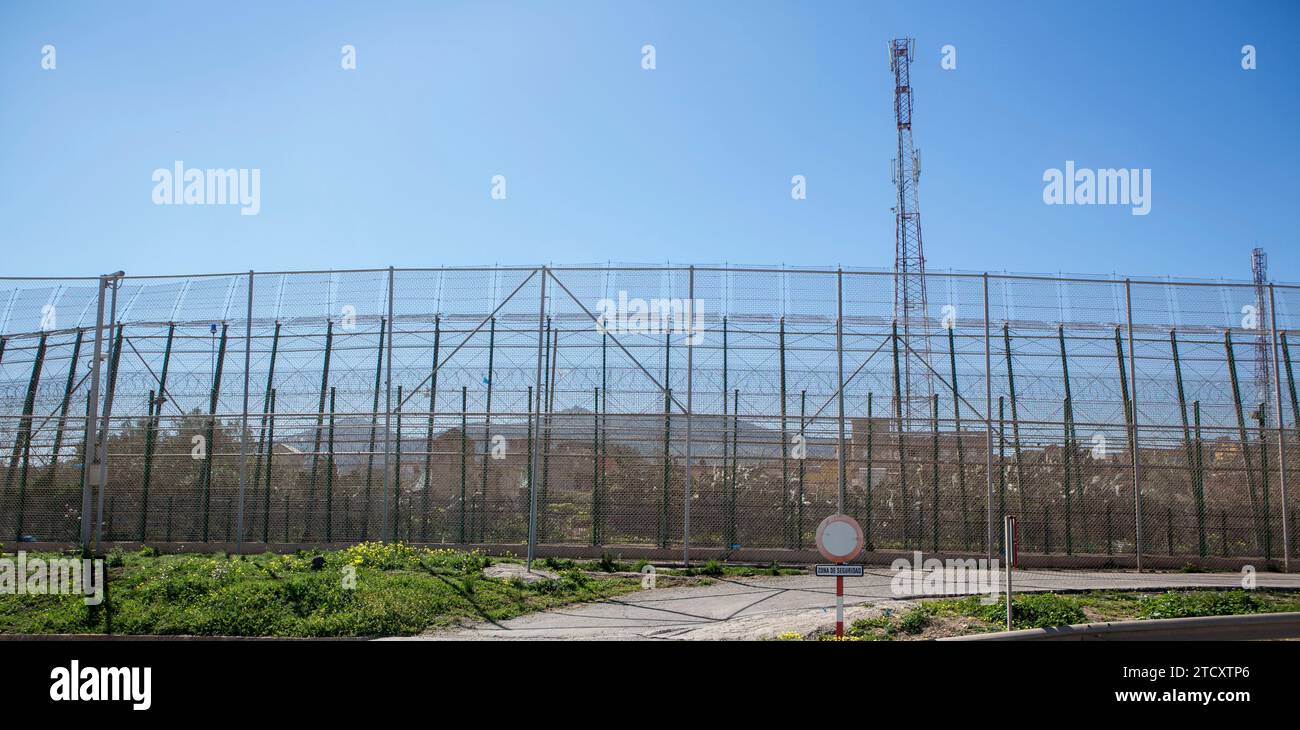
[1003,514,1018,631]
[815,514,865,638]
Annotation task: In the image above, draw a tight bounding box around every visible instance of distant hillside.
[278,408,839,470]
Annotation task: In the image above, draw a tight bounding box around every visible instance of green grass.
[0,543,641,637]
[820,589,1300,641]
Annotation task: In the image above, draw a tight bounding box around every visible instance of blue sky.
[0,0,1296,281]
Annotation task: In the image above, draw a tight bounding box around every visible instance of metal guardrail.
[940,610,1300,641]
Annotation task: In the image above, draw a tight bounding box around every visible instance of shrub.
[1137,590,1259,620]
[562,569,589,589]
[980,593,1085,629]
[898,605,933,634]
[595,551,622,573]
[542,556,576,572]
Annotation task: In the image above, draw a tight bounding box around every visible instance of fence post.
[94,286,123,553]
[798,390,807,548]
[139,323,171,541]
[1003,325,1026,536]
[199,322,225,544]
[684,265,694,565]
[1256,407,1273,560]
[526,267,547,569]
[459,386,467,544]
[600,336,607,544]
[306,321,333,539]
[983,273,994,561]
[383,266,395,541]
[8,333,46,541]
[1171,330,1207,557]
[540,319,556,542]
[779,316,789,547]
[1269,284,1291,571]
[263,388,276,543]
[891,320,908,544]
[78,279,104,552]
[929,394,940,552]
[44,328,82,524]
[731,388,739,548]
[235,271,253,553]
[422,316,440,541]
[325,387,336,542]
[1125,279,1143,571]
[998,397,1007,550]
[362,318,385,540]
[1226,330,1265,557]
[1193,400,1205,556]
[1059,325,1076,557]
[592,387,600,547]
[948,327,970,551]
[394,385,403,540]
[251,321,277,536]
[865,392,874,550]
[836,269,847,513]
[479,317,496,543]
[722,318,732,548]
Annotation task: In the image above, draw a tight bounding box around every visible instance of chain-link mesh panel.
[1,268,1296,567]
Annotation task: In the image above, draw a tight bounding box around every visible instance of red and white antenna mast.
[890,37,933,429]
[1252,247,1271,410]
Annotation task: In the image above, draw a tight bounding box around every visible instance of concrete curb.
[939,611,1300,641]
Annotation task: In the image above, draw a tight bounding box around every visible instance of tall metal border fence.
[1,265,1296,569]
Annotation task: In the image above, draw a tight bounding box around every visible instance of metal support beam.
[526,268,547,568]
[325,387,336,541]
[1170,330,1207,557]
[263,388,276,544]
[836,269,847,513]
[235,271,253,553]
[394,385,403,540]
[779,317,789,546]
[200,323,226,543]
[1125,279,1143,570]
[305,321,333,539]
[949,327,970,550]
[383,266,395,541]
[1269,285,1291,570]
[479,318,496,543]
[684,265,694,565]
[984,273,995,560]
[1003,325,1026,534]
[421,316,440,541]
[891,320,909,544]
[1226,330,1266,557]
[363,317,386,540]
[138,323,173,541]
[9,333,47,540]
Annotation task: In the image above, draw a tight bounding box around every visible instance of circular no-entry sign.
[815,514,864,563]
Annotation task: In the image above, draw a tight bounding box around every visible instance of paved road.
[408,568,1300,640]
